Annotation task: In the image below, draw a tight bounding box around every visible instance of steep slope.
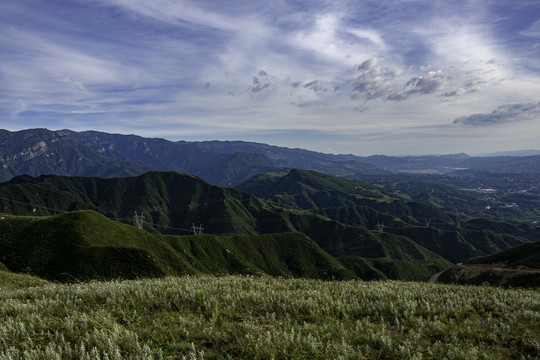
[238,169,454,222]
[0,211,355,281]
[437,242,540,287]
[237,169,396,209]
[0,171,270,236]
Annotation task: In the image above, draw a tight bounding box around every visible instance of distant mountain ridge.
[2,128,539,188]
[59,129,381,184]
[344,153,540,174]
[0,128,150,181]
[479,149,540,157]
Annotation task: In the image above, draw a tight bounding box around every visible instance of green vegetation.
[353,172,540,224]
[0,211,359,282]
[0,211,450,282]
[0,269,49,290]
[1,170,537,266]
[237,169,539,262]
[0,275,538,359]
[236,169,398,208]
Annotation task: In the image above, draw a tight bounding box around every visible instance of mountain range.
[1,128,539,285]
[2,129,540,187]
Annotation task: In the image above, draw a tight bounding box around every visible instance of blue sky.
[1,0,539,155]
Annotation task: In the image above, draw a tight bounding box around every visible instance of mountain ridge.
[1,170,536,265]
[4,128,539,189]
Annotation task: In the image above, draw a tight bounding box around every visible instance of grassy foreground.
[0,276,539,360]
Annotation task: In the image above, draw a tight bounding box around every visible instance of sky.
[1,0,539,156]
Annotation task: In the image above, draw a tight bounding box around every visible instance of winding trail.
[428,270,445,284]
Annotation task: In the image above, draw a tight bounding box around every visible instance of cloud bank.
[454,102,540,126]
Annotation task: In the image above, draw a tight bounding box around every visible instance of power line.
[0,196,71,215]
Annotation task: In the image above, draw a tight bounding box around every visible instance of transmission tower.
[134,211,145,230]
[191,223,204,235]
[455,212,464,229]
[424,218,431,227]
[376,221,385,232]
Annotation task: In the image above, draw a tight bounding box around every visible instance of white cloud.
[387,70,448,101]
[347,28,387,50]
[350,58,401,100]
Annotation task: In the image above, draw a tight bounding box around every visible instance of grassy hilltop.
[0,275,538,359]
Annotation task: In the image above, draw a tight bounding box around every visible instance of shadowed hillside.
[437,242,540,287]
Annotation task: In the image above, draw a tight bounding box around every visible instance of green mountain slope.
[349,172,540,224]
[1,171,536,265]
[464,240,540,268]
[237,169,396,208]
[0,211,356,281]
[0,172,444,263]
